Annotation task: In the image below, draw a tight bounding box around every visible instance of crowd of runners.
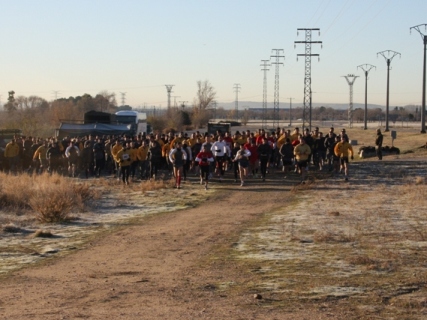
[1,126,358,187]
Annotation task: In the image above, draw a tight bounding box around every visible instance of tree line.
[0,80,420,136]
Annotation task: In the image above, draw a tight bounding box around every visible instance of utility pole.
[233,83,241,120]
[357,64,376,130]
[52,90,60,100]
[377,50,401,132]
[260,59,270,129]
[294,28,322,132]
[342,74,359,128]
[212,101,217,120]
[287,97,294,126]
[179,100,188,109]
[165,85,174,110]
[410,24,427,133]
[120,92,127,107]
[270,49,285,129]
[172,96,180,108]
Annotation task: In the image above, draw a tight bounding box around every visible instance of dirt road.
[0,171,333,320]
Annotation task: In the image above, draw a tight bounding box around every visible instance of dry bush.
[0,172,99,223]
[32,229,53,238]
[72,183,98,203]
[29,188,75,223]
[414,176,426,185]
[140,177,175,192]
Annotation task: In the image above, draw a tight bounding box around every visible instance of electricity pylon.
[165,85,174,110]
[410,24,427,133]
[357,64,376,130]
[260,60,270,128]
[377,50,401,132]
[270,49,285,128]
[233,83,241,120]
[294,28,322,131]
[342,74,358,128]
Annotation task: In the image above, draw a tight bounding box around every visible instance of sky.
[1,0,427,110]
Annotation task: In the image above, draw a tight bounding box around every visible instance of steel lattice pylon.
[165,85,174,110]
[295,28,322,132]
[260,60,270,129]
[343,75,358,128]
[270,49,284,129]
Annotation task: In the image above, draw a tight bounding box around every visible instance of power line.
[270,49,285,129]
[357,64,376,130]
[377,50,401,132]
[410,23,427,133]
[294,28,322,131]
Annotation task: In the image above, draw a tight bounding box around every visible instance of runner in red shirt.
[244,138,259,177]
[195,144,214,190]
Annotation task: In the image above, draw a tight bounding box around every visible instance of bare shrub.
[74,183,98,203]
[415,176,425,185]
[0,172,99,223]
[29,187,75,222]
[33,229,53,238]
[140,178,175,193]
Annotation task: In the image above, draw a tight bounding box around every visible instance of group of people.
[1,125,359,186]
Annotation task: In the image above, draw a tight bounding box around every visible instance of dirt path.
[0,172,328,320]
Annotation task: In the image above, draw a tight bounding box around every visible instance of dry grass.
[32,229,53,238]
[140,177,176,192]
[232,157,427,318]
[0,172,99,223]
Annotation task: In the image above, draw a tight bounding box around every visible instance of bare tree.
[194,80,216,110]
[191,80,216,128]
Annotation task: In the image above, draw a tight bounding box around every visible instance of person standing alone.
[375,128,383,160]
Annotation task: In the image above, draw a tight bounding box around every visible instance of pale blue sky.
[1,0,426,109]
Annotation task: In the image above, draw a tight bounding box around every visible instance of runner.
[279,138,294,178]
[116,143,132,185]
[194,144,214,190]
[334,135,354,181]
[233,144,251,186]
[169,142,187,189]
[65,141,80,178]
[293,137,311,183]
[210,135,229,182]
[257,137,272,181]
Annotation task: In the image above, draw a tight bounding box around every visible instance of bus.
[115,111,147,135]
